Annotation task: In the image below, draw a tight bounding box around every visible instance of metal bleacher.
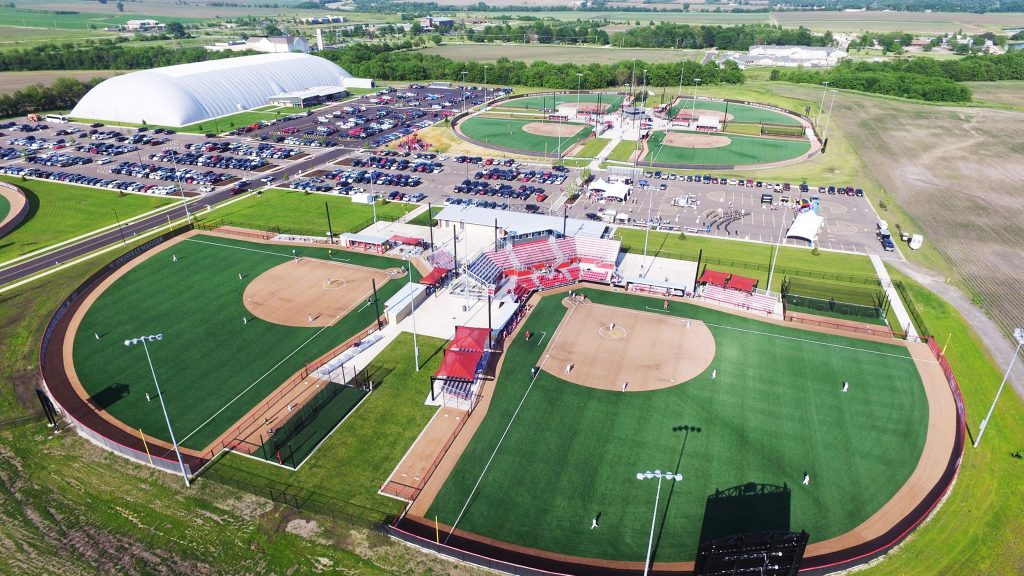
[702,284,778,315]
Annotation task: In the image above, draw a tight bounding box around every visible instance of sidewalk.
[870,254,918,340]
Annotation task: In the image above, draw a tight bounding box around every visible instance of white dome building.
[71,53,351,127]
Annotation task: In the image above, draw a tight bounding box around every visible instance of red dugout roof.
[451,326,490,352]
[699,269,730,287]
[419,267,450,286]
[435,349,482,381]
[390,235,423,246]
[725,274,757,293]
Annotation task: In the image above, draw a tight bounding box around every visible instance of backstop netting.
[781,277,888,323]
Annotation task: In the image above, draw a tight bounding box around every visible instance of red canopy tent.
[434,349,483,381]
[418,267,450,286]
[699,269,730,287]
[450,326,490,352]
[725,274,757,293]
[389,235,423,246]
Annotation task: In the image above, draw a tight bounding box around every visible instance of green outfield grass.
[574,137,611,159]
[500,92,624,113]
[0,176,176,265]
[202,188,415,234]
[72,234,419,450]
[607,140,638,162]
[646,131,811,166]
[407,204,439,227]
[427,289,928,561]
[459,117,594,155]
[669,98,804,127]
[207,332,447,518]
[0,192,9,224]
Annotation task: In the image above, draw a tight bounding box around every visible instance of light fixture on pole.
[765,205,790,294]
[822,89,838,139]
[636,469,683,576]
[974,327,1024,448]
[124,334,190,487]
[576,73,583,105]
[815,81,830,127]
[461,70,468,114]
[406,259,421,371]
[692,78,701,117]
[483,65,490,103]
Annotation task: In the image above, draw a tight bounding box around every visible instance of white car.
[96,157,113,165]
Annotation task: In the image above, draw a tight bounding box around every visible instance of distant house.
[303,15,347,24]
[125,19,163,31]
[420,17,455,32]
[205,35,311,54]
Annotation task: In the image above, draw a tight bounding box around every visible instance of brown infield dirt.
[543,299,714,391]
[0,183,28,235]
[521,122,586,138]
[675,108,736,122]
[662,132,732,149]
[396,285,958,573]
[243,258,392,327]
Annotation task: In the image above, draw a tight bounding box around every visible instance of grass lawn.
[607,140,638,162]
[0,176,176,265]
[459,117,593,155]
[501,92,624,113]
[574,137,611,159]
[427,289,928,561]
[669,98,803,126]
[201,188,415,235]
[407,204,439,227]
[645,131,811,166]
[617,228,877,291]
[72,234,419,450]
[207,332,447,520]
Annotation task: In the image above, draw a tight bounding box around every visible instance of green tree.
[166,22,188,39]
[264,23,284,37]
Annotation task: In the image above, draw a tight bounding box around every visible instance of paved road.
[0,188,233,287]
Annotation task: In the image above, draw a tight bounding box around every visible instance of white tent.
[786,210,824,245]
[696,115,722,130]
[590,179,630,202]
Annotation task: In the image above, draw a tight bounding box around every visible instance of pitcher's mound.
[663,133,732,149]
[522,122,585,138]
[243,258,389,327]
[541,301,715,392]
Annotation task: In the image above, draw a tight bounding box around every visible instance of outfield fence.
[38,224,203,476]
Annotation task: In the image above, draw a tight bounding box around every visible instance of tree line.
[0,77,105,118]
[464,21,609,45]
[322,42,743,89]
[608,23,833,50]
[0,41,254,73]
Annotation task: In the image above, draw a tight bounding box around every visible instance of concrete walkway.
[588,136,621,171]
[870,254,918,340]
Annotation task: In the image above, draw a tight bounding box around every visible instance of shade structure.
[725,274,757,293]
[699,269,730,287]
[419,267,450,286]
[450,326,490,353]
[435,349,483,381]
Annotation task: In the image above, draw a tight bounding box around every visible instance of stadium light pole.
[765,204,789,294]
[124,334,190,488]
[483,65,489,103]
[636,470,683,576]
[822,89,838,140]
[406,259,421,372]
[974,327,1024,448]
[170,146,192,223]
[461,71,468,114]
[576,73,583,105]
[691,78,701,117]
[815,81,830,127]
[677,65,685,98]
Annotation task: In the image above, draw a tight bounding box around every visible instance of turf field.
[0,193,9,223]
[645,131,811,166]
[427,288,928,562]
[72,233,417,450]
[459,117,594,155]
[0,176,176,264]
[669,98,803,126]
[497,92,624,113]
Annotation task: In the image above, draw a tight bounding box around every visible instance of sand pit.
[675,108,735,122]
[662,132,732,149]
[243,258,392,327]
[522,122,586,138]
[541,300,715,391]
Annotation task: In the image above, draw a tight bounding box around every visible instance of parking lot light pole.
[170,147,192,223]
[636,470,683,576]
[124,334,190,488]
[815,81,830,127]
[974,327,1024,448]
[461,71,468,114]
[765,207,789,294]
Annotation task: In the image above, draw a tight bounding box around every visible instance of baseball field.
[422,288,939,564]
[0,192,9,225]
[645,130,812,166]
[495,92,624,114]
[669,98,804,126]
[69,232,417,452]
[458,116,594,155]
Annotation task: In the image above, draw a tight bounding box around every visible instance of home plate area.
[541,300,716,392]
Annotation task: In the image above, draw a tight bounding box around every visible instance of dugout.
[340,232,391,253]
[383,282,428,325]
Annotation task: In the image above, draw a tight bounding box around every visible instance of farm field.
[962,80,1024,111]
[819,87,1024,345]
[0,176,176,264]
[427,289,928,561]
[0,70,119,93]
[418,43,706,65]
[204,188,416,234]
[0,7,207,29]
[0,27,117,51]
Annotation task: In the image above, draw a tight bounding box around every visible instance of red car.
[535,193,548,202]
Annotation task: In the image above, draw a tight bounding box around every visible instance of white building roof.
[270,86,347,100]
[70,53,350,127]
[435,205,607,238]
[786,210,824,245]
[589,178,630,200]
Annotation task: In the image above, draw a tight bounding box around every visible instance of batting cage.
[781,277,889,324]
